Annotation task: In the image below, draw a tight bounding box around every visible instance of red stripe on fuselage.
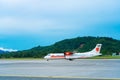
[79,56,87,58]
[50,55,65,59]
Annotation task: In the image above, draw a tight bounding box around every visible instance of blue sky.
[0,0,120,50]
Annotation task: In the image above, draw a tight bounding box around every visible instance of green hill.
[0,36,120,58]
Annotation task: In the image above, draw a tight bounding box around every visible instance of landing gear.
[68,59,73,61]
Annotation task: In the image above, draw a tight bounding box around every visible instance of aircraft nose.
[44,56,47,59]
[44,56,49,59]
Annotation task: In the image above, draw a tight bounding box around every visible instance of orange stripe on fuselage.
[51,55,65,59]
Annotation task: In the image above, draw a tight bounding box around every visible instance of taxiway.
[0,59,120,80]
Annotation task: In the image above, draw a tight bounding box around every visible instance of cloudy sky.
[0,0,120,50]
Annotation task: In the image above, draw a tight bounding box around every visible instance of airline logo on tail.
[95,44,102,53]
[96,48,99,52]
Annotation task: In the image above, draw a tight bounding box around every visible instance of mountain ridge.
[0,36,120,58]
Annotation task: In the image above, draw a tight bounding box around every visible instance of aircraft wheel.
[69,59,73,61]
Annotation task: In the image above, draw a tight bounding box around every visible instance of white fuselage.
[65,52,101,59]
[44,44,102,60]
[44,52,101,60]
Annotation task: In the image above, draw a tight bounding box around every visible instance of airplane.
[44,44,102,61]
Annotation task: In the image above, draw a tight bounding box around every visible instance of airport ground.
[0,59,120,80]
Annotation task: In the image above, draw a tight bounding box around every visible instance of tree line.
[0,36,120,58]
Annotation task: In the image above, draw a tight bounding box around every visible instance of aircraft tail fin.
[91,44,102,53]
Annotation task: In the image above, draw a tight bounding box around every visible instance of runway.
[0,59,120,80]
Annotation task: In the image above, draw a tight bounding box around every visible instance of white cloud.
[0,47,17,52]
[0,17,77,35]
[0,0,27,7]
[0,0,119,13]
[0,0,120,36]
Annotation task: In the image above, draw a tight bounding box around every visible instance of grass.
[0,58,43,60]
[89,55,120,59]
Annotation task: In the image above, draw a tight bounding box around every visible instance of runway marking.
[0,74,120,80]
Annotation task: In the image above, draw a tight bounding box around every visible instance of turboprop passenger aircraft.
[44,44,102,61]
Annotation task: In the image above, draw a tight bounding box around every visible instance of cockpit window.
[47,54,50,56]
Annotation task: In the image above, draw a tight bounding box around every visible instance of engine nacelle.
[64,52,73,56]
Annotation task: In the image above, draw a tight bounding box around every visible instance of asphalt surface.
[0,59,120,80]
